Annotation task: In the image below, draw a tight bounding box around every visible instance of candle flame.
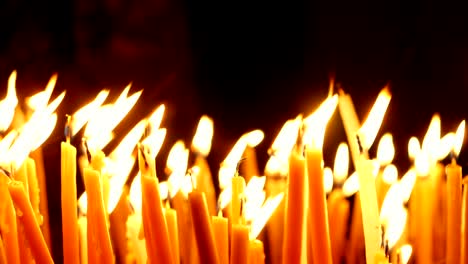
[0,71,18,132]
[147,104,165,131]
[453,120,465,157]
[408,137,421,160]
[383,206,407,250]
[303,95,338,149]
[358,87,391,150]
[421,114,441,162]
[106,156,136,213]
[397,244,412,264]
[218,184,232,210]
[323,167,334,194]
[437,132,454,160]
[342,172,359,197]
[382,164,398,184]
[191,115,214,156]
[181,173,196,198]
[333,142,349,184]
[27,74,57,110]
[0,130,17,156]
[70,90,109,136]
[141,128,166,160]
[110,120,146,159]
[376,133,395,165]
[166,141,189,197]
[78,192,88,214]
[249,192,284,239]
[244,130,265,147]
[414,152,430,177]
[399,169,417,203]
[244,176,267,221]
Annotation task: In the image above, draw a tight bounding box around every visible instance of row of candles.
[0,71,467,263]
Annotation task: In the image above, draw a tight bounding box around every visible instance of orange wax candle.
[8,180,53,264]
[232,175,246,225]
[138,150,174,264]
[189,190,220,264]
[282,150,306,264]
[265,174,286,264]
[327,190,350,264]
[194,155,217,216]
[446,159,462,264]
[231,224,249,264]
[212,215,228,264]
[0,235,7,263]
[306,147,333,264]
[165,208,180,264]
[347,192,365,264]
[61,141,79,264]
[77,216,88,264]
[83,168,114,263]
[462,177,468,264]
[248,239,265,264]
[26,158,41,222]
[0,173,20,264]
[241,146,260,183]
[172,191,197,264]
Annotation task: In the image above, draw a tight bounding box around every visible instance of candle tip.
[81,138,92,163]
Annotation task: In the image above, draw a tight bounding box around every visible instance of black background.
[1,0,468,261]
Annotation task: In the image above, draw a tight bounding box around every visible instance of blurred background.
[1,0,468,261]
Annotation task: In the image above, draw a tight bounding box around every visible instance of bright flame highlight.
[166,141,189,197]
[141,128,166,160]
[249,192,284,239]
[244,176,266,221]
[27,74,57,110]
[343,172,359,197]
[382,164,398,184]
[303,95,338,149]
[397,244,412,264]
[408,137,421,160]
[0,71,18,132]
[110,120,146,159]
[453,120,465,157]
[323,167,334,194]
[129,173,142,212]
[191,115,214,156]
[376,133,395,165]
[70,90,109,136]
[358,87,391,150]
[333,142,349,184]
[421,114,441,161]
[437,132,454,160]
[414,152,430,177]
[147,104,165,131]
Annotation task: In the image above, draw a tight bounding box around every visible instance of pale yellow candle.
[77,216,88,264]
[327,190,350,264]
[165,208,180,264]
[232,175,246,225]
[25,158,41,224]
[248,239,265,264]
[212,215,228,264]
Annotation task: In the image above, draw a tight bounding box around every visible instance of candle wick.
[188,168,197,190]
[64,114,72,143]
[236,158,247,176]
[138,144,150,168]
[356,135,364,155]
[82,138,92,163]
[144,121,152,139]
[0,166,11,177]
[384,239,389,259]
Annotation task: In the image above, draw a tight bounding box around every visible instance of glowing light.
[383,206,407,250]
[70,90,109,136]
[110,121,146,160]
[323,167,334,194]
[437,132,454,160]
[421,114,441,161]
[249,192,284,239]
[0,71,18,132]
[453,120,465,157]
[397,244,412,264]
[181,173,196,198]
[408,137,421,160]
[376,133,395,165]
[106,156,136,213]
[358,87,391,150]
[399,169,417,203]
[0,130,17,155]
[191,115,214,156]
[141,128,166,160]
[166,141,189,197]
[244,176,266,221]
[333,142,349,184]
[147,104,165,131]
[244,130,264,147]
[303,95,338,149]
[342,172,359,197]
[78,192,88,214]
[218,184,232,210]
[27,74,57,110]
[129,174,142,212]
[414,152,430,177]
[382,164,398,184]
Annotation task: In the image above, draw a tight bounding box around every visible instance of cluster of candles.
[0,71,467,264]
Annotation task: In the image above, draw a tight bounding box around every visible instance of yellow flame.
[84,87,142,151]
[437,132,454,161]
[129,173,142,212]
[358,87,391,150]
[342,172,359,197]
[244,176,267,221]
[181,173,196,198]
[399,169,417,203]
[243,130,264,147]
[218,184,232,210]
[376,133,395,165]
[303,95,338,149]
[191,115,214,156]
[27,74,57,110]
[249,192,284,239]
[141,128,166,160]
[382,164,398,184]
[421,114,441,161]
[0,130,17,156]
[414,152,430,177]
[166,141,189,197]
[453,120,465,157]
[383,206,407,250]
[0,71,18,132]
[70,90,109,136]
[323,167,334,194]
[110,120,146,159]
[106,156,136,213]
[333,142,349,184]
[397,244,412,264]
[408,137,421,160]
[147,104,165,131]
[78,192,88,214]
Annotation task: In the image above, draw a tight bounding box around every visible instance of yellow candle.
[8,180,53,264]
[462,177,468,264]
[446,159,462,264]
[165,208,180,264]
[212,215,228,264]
[231,224,249,264]
[77,216,88,264]
[373,250,390,264]
[347,192,365,264]
[282,150,306,264]
[189,190,220,264]
[109,187,131,263]
[327,190,350,264]
[194,155,217,216]
[306,147,333,264]
[0,173,20,264]
[172,191,197,264]
[61,141,79,264]
[241,146,260,183]
[232,175,246,225]
[138,150,174,264]
[25,158,41,223]
[248,239,265,264]
[0,234,7,264]
[83,168,114,263]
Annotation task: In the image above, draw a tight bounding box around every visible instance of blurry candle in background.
[0,172,20,264]
[375,133,397,208]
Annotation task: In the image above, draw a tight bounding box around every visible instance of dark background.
[1,0,468,261]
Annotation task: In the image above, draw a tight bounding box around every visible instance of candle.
[212,215,228,264]
[327,189,349,264]
[83,167,114,263]
[462,177,468,264]
[61,137,79,264]
[165,208,180,264]
[0,172,20,264]
[7,180,53,263]
[188,190,220,264]
[231,175,246,225]
[248,239,265,264]
[241,146,260,182]
[282,148,306,264]
[231,224,249,264]
[77,215,88,264]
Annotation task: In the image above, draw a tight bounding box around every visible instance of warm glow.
[159,181,169,201]
[323,167,334,194]
[27,74,57,110]
[453,120,465,157]
[0,130,17,156]
[342,172,359,197]
[191,115,214,156]
[129,173,142,212]
[244,130,265,147]
[70,90,109,136]
[110,120,146,159]
[218,184,232,210]
[383,206,407,250]
[244,176,267,221]
[84,87,142,152]
[421,114,441,161]
[376,133,395,165]
[437,132,454,160]
[181,173,196,198]
[106,156,136,213]
[147,104,165,131]
[333,142,349,184]
[303,95,338,149]
[382,164,398,184]
[249,192,284,239]
[78,192,88,214]
[358,87,391,150]
[141,128,167,160]
[397,244,412,264]
[408,137,420,160]
[0,71,18,132]
[414,152,430,177]
[166,141,189,197]
[399,169,417,203]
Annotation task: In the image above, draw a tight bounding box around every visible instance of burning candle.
[231,224,249,264]
[212,215,228,264]
[165,208,180,264]
[0,172,20,264]
[248,239,265,264]
[462,176,468,264]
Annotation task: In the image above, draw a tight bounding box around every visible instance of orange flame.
[70,90,109,136]
[191,115,214,156]
[0,71,18,132]
[333,142,349,184]
[376,133,395,165]
[303,95,338,149]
